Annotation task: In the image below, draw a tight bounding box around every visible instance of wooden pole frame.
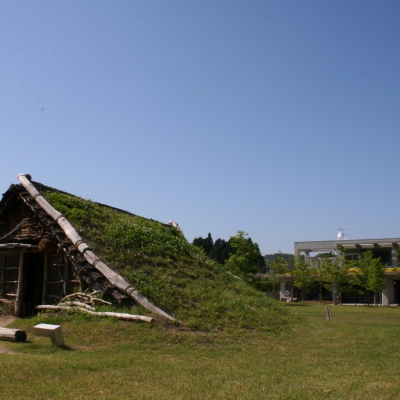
[15,252,25,317]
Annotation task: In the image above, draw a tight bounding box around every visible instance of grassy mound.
[44,191,298,331]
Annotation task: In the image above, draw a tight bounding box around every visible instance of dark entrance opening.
[394,280,400,304]
[24,253,44,316]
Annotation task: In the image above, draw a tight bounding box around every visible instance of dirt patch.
[0,315,17,327]
[0,346,16,355]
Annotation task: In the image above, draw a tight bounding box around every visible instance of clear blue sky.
[1,1,399,254]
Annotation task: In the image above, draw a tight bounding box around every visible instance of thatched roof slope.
[1,174,298,331]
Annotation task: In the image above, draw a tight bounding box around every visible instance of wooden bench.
[34,323,65,346]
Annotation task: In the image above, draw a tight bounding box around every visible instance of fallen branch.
[58,301,95,311]
[91,298,112,306]
[35,305,154,323]
[59,293,111,306]
[83,310,154,323]
[59,293,93,303]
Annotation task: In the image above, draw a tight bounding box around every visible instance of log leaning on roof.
[18,173,174,321]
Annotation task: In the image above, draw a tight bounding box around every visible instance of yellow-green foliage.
[44,191,298,331]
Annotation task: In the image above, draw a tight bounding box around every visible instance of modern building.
[290,238,400,305]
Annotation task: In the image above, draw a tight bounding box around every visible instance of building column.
[280,280,286,301]
[382,285,389,306]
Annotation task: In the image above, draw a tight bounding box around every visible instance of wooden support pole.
[326,306,332,321]
[63,255,69,296]
[42,254,49,305]
[15,252,25,317]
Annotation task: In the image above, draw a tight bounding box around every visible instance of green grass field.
[1,304,400,399]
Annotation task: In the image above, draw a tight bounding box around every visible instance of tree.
[293,255,315,301]
[267,253,293,297]
[192,233,214,255]
[208,238,232,264]
[311,257,326,302]
[319,252,353,305]
[354,250,386,305]
[225,231,264,280]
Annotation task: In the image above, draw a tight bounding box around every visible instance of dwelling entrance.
[1,251,80,316]
[24,253,44,315]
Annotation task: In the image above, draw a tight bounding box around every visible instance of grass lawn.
[1,304,400,399]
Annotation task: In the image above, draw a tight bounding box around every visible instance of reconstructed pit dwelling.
[0,174,173,320]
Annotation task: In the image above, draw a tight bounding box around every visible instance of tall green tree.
[208,238,232,264]
[192,233,214,254]
[354,250,386,305]
[293,255,315,301]
[319,252,353,305]
[267,253,293,297]
[225,231,264,280]
[311,257,326,302]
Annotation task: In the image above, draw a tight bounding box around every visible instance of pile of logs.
[35,292,154,323]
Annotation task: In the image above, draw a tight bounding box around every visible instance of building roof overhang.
[294,238,400,253]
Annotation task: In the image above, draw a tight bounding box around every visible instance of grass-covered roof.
[42,189,298,331]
